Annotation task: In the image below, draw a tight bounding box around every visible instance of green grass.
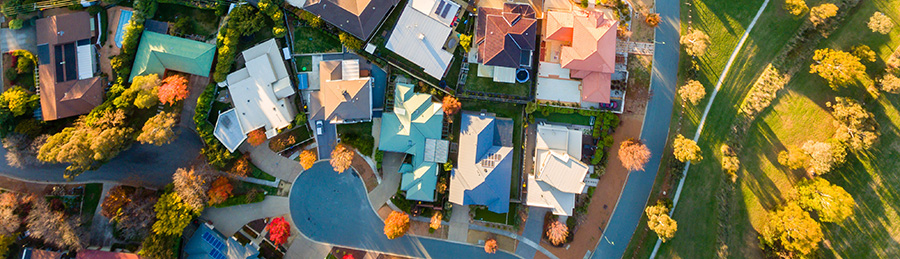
[249,164,277,181]
[293,27,342,54]
[534,112,593,126]
[472,204,518,225]
[294,56,313,72]
[459,100,524,200]
[80,183,103,225]
[464,64,531,97]
[154,3,219,37]
[337,122,374,156]
[207,101,232,125]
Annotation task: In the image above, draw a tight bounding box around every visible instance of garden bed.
[268,126,312,153]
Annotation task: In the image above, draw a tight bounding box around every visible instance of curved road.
[0,126,201,188]
[591,0,680,258]
[289,162,521,259]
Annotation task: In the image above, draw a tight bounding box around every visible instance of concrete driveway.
[0,26,37,53]
[289,161,522,259]
[310,119,337,159]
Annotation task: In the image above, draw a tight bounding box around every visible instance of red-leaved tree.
[267,217,291,246]
[247,128,266,146]
[207,177,234,205]
[157,75,189,105]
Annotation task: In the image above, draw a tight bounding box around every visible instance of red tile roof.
[475,3,537,68]
[545,10,618,103]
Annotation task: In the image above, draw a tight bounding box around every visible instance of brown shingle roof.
[313,60,372,123]
[303,0,400,40]
[475,3,537,68]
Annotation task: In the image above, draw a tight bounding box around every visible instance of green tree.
[339,32,363,51]
[809,4,838,26]
[297,9,323,27]
[38,109,133,174]
[139,232,178,259]
[851,45,877,63]
[761,203,823,257]
[8,19,23,30]
[137,112,178,146]
[797,178,855,222]
[809,48,867,89]
[673,134,702,163]
[0,234,14,257]
[0,86,39,116]
[827,97,878,150]
[229,5,265,36]
[783,0,808,16]
[645,203,677,242]
[867,12,894,34]
[151,192,198,236]
[131,74,161,109]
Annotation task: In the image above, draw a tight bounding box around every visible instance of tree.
[331,144,354,173]
[484,238,498,254]
[867,12,894,34]
[879,73,900,93]
[230,155,252,177]
[761,203,823,257]
[546,220,568,246]
[157,75,189,105]
[339,32,363,51]
[809,4,838,26]
[38,109,133,174]
[152,192,198,236]
[442,96,462,116]
[25,199,81,250]
[851,45,877,63]
[783,0,808,16]
[247,128,266,146]
[3,133,45,168]
[809,48,867,89]
[618,138,651,171]
[267,217,291,246]
[797,178,855,222]
[298,149,317,169]
[680,29,710,56]
[828,97,879,150]
[459,34,472,51]
[129,74,162,109]
[139,233,178,259]
[383,211,410,239]
[207,176,234,205]
[678,80,706,105]
[101,185,133,219]
[229,5,265,36]
[430,212,442,230]
[0,234,14,258]
[645,203,677,242]
[8,19,23,30]
[0,193,20,236]
[777,149,806,170]
[173,168,209,213]
[801,140,846,175]
[115,190,157,240]
[645,13,661,27]
[1,86,39,116]
[673,134,702,163]
[297,10,323,27]
[137,112,178,146]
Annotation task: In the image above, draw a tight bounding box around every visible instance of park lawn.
[460,100,524,200]
[293,27,342,54]
[154,3,220,37]
[534,112,593,126]
[464,64,531,97]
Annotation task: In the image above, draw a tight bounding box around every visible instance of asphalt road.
[289,162,521,259]
[590,0,681,258]
[0,126,202,188]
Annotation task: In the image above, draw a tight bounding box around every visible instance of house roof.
[36,12,104,121]
[214,108,247,152]
[379,83,445,201]
[224,39,296,139]
[75,250,140,259]
[129,31,216,81]
[449,111,513,213]
[301,0,400,40]
[309,60,372,124]
[545,10,618,103]
[184,223,260,259]
[385,0,457,79]
[527,123,589,216]
[22,248,62,259]
[476,3,537,68]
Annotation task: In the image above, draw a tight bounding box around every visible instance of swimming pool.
[114,10,133,48]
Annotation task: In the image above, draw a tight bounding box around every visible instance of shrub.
[339,32,363,51]
[783,0,808,16]
[8,19,23,30]
[645,13,660,27]
[383,211,410,239]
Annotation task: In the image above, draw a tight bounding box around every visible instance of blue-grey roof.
[449,111,513,213]
[213,108,246,153]
[184,223,260,259]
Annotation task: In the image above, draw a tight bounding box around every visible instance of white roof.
[76,44,94,80]
[424,138,449,163]
[536,77,582,103]
[225,39,296,139]
[213,109,247,152]
[411,0,459,24]
[386,0,455,79]
[527,175,576,216]
[527,123,589,216]
[493,66,516,83]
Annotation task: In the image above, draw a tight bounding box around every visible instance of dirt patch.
[351,151,378,192]
[627,0,656,42]
[408,219,448,239]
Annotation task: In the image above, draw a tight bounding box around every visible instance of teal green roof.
[379,83,444,201]
[128,31,216,81]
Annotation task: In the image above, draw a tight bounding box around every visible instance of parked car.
[316,120,324,135]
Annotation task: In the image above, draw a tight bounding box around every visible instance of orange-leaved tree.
[207,176,233,205]
[618,138,651,172]
[546,220,568,246]
[157,75,189,105]
[267,216,291,246]
[298,149,317,169]
[383,211,410,239]
[442,96,461,116]
[247,128,266,146]
[430,212,442,230]
[330,144,354,173]
[484,238,498,254]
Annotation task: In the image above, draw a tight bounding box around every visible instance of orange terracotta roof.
[545,11,573,42]
[579,72,611,103]
[559,11,617,74]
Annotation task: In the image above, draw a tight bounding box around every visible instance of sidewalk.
[366,152,403,209]
[516,207,548,259]
[240,139,305,182]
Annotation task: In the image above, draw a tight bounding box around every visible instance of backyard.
[534,112,594,126]
[153,3,220,38]
[294,56,313,72]
[292,27,342,54]
[464,64,532,97]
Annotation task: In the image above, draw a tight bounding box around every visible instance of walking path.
[240,139,305,182]
[649,0,772,257]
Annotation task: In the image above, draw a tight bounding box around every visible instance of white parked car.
[316,120,324,135]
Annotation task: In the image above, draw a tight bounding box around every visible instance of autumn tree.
[546,220,568,246]
[0,193,20,235]
[383,211,410,239]
[0,86,39,116]
[101,185,134,219]
[207,176,234,205]
[298,149,317,169]
[26,199,81,250]
[645,13,660,27]
[783,0,808,16]
[678,80,706,105]
[810,48,867,89]
[442,96,462,117]
[484,238,498,254]
[867,12,894,34]
[851,45,877,63]
[879,73,900,93]
[801,140,846,175]
[797,178,855,222]
[673,134,702,163]
[778,148,807,170]
[680,29,711,56]
[267,217,291,246]
[430,212,442,230]
[173,168,209,213]
[137,112,178,146]
[645,203,677,242]
[230,155,252,177]
[828,97,879,150]
[761,202,823,257]
[157,75,189,105]
[247,128,266,146]
[618,138,651,171]
[809,4,838,26]
[139,232,178,259]
[38,109,133,174]
[720,145,740,182]
[331,144,354,173]
[3,133,46,168]
[151,192,198,236]
[115,191,157,240]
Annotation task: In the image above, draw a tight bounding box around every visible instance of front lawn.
[464,64,532,97]
[249,164,277,182]
[337,122,374,156]
[80,183,103,225]
[293,27,342,54]
[472,204,518,225]
[534,112,594,126]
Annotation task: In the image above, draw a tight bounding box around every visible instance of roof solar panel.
[208,249,227,259]
[54,45,64,82]
[37,44,50,65]
[201,232,226,251]
[441,3,451,18]
[435,0,445,15]
[64,43,77,81]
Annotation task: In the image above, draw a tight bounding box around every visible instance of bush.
[194,83,240,169]
[8,19,23,30]
[339,32,363,51]
[4,68,17,82]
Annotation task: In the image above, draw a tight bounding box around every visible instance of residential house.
[75,250,140,259]
[20,248,63,259]
[308,59,373,124]
[526,123,590,216]
[214,39,296,152]
[295,0,400,41]
[184,222,260,259]
[36,12,104,121]
[378,83,447,201]
[449,111,513,213]
[385,0,461,79]
[128,31,216,82]
[475,3,537,83]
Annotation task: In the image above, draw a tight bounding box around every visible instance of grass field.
[464,64,532,97]
[293,27,342,54]
[625,0,900,257]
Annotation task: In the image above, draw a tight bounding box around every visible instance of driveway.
[289,161,522,259]
[310,119,337,159]
[515,207,548,259]
[590,0,680,257]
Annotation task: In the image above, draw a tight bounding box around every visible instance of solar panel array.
[208,249,227,259]
[434,0,453,18]
[201,232,227,252]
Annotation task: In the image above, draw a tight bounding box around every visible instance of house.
[538,9,618,104]
[475,3,537,83]
[449,111,513,213]
[378,83,447,201]
[214,39,296,152]
[75,250,140,259]
[36,12,104,121]
[308,59,373,124]
[20,248,63,259]
[184,222,260,259]
[526,123,590,216]
[385,0,460,79]
[128,31,216,82]
[296,0,400,41]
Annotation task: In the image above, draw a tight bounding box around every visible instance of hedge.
[193,83,240,169]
